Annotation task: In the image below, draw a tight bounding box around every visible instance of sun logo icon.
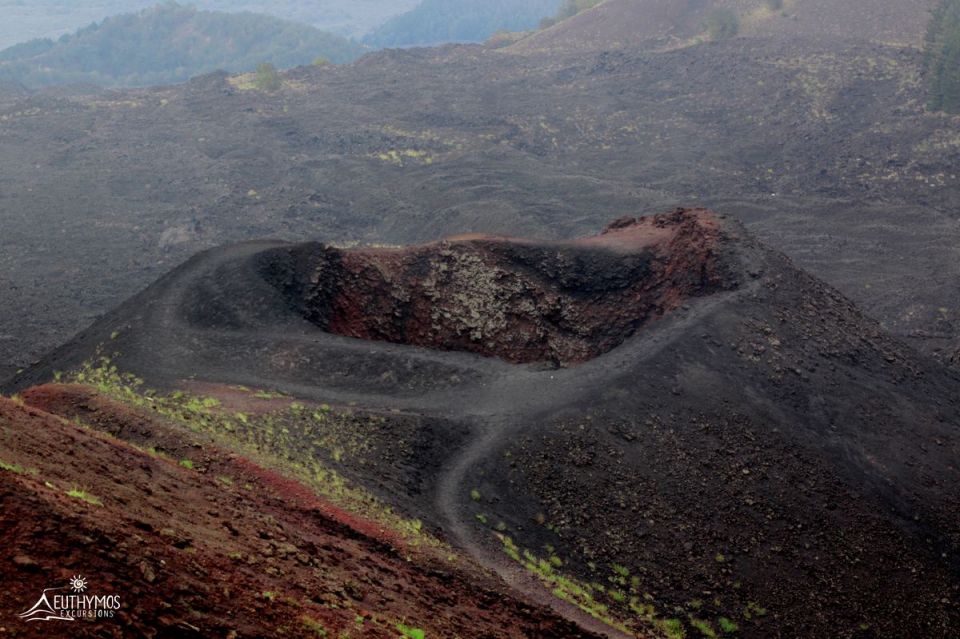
[69,576,88,593]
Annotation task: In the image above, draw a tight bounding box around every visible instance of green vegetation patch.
[0,461,25,474]
[67,353,445,553]
[396,624,426,639]
[496,533,762,638]
[0,2,365,89]
[718,617,739,633]
[66,486,103,506]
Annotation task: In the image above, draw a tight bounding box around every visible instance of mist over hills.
[1,1,960,637]
[0,0,420,50]
[0,0,569,89]
[0,2,367,89]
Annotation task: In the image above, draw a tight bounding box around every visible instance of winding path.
[14,239,758,638]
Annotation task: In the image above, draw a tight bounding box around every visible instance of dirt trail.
[12,213,960,638]
[431,280,759,639]
[5,227,751,637]
[0,388,598,638]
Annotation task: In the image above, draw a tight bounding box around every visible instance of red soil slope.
[0,387,593,638]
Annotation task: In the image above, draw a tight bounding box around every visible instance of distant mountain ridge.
[0,0,421,50]
[0,2,367,88]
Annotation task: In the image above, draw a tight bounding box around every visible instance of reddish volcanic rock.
[0,389,595,639]
[259,208,735,366]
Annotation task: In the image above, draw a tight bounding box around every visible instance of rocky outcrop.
[258,208,736,366]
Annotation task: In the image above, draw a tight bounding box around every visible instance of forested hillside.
[364,0,562,48]
[0,2,366,88]
[0,0,419,50]
[926,0,960,112]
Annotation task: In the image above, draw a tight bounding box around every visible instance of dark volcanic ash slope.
[6,208,959,638]
[510,0,937,55]
[5,33,960,379]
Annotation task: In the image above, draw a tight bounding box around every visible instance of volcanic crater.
[257,208,733,366]
[4,206,960,639]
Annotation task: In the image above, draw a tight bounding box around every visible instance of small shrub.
[705,8,739,40]
[179,459,194,470]
[66,486,103,506]
[470,489,482,501]
[662,619,687,639]
[311,56,330,67]
[254,62,281,91]
[719,617,740,633]
[301,615,327,636]
[396,624,425,639]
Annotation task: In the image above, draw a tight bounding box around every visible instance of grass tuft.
[691,619,717,637]
[300,615,327,636]
[396,624,425,639]
[718,617,739,633]
[66,485,103,506]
